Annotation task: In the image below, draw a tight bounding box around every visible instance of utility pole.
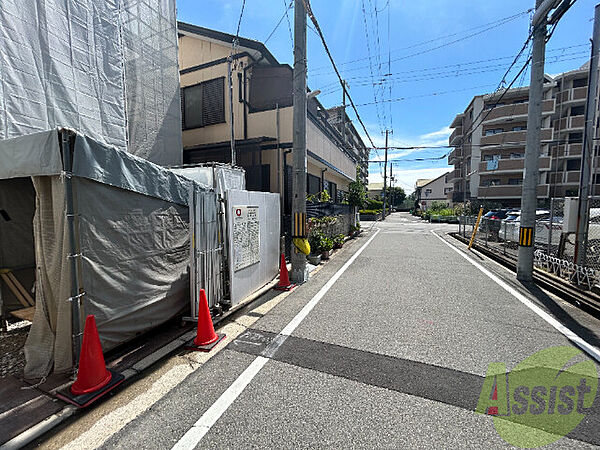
[227,57,236,165]
[517,0,549,281]
[382,130,390,220]
[574,3,600,266]
[291,0,308,283]
[390,162,394,209]
[341,80,347,147]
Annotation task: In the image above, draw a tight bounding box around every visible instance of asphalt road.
[39,213,600,449]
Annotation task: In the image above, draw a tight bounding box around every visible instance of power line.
[316,44,588,90]
[360,0,384,132]
[235,0,247,40]
[310,9,533,76]
[300,0,377,149]
[265,1,293,44]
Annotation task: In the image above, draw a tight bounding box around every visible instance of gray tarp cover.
[0,131,196,377]
[0,0,182,166]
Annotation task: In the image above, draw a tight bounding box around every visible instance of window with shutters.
[182,77,225,130]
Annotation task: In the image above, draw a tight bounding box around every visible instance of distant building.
[415,173,453,210]
[177,22,366,212]
[447,63,595,207]
[367,182,384,200]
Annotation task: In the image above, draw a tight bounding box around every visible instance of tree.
[348,167,367,209]
[383,186,406,207]
[401,192,417,210]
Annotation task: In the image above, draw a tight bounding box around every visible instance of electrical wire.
[316,45,588,90]
[235,0,247,40]
[300,0,377,150]
[310,9,533,76]
[265,1,293,44]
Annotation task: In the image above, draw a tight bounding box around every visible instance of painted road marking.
[171,228,381,450]
[431,231,600,363]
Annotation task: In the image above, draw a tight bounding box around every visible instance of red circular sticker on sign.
[236,209,242,216]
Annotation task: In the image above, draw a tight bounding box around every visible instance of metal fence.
[283,203,356,258]
[458,198,600,290]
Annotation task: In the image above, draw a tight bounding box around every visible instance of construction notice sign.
[232,205,260,271]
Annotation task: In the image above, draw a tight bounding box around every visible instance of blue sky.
[177,0,594,192]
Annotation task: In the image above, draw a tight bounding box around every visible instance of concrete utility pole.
[382,130,390,220]
[291,0,308,283]
[517,0,550,281]
[341,80,347,146]
[227,57,236,165]
[574,3,600,266]
[390,162,394,208]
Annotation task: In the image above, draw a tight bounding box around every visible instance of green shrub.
[359,209,380,215]
[308,229,327,254]
[365,198,383,211]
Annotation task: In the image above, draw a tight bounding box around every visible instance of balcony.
[555,143,583,157]
[451,114,464,128]
[477,184,550,199]
[448,169,462,182]
[481,99,555,124]
[480,128,553,147]
[449,126,463,146]
[553,115,585,132]
[448,148,462,164]
[478,156,550,174]
[557,87,588,104]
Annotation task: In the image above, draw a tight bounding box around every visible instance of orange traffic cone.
[187,289,225,351]
[71,315,112,395]
[56,315,124,408]
[274,253,295,291]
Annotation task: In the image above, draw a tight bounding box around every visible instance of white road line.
[172,228,381,450]
[431,230,600,363]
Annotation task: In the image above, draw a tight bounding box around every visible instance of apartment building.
[177,22,366,211]
[448,63,594,207]
[326,106,370,185]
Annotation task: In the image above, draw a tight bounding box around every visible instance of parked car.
[483,209,510,221]
[504,211,520,222]
[499,209,553,243]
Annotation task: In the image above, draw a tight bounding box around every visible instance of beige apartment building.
[177,22,368,213]
[448,63,594,207]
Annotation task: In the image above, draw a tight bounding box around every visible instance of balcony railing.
[480,128,553,146]
[548,171,581,185]
[448,148,462,164]
[449,126,463,146]
[555,143,583,157]
[448,169,462,182]
[553,115,585,132]
[557,86,588,103]
[477,184,550,199]
[481,99,554,123]
[478,156,550,174]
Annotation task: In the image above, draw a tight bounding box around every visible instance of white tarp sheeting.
[171,165,246,197]
[0,130,195,378]
[0,0,182,166]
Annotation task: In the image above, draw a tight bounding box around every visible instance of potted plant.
[349,222,361,237]
[333,234,345,249]
[321,236,334,260]
[308,229,325,264]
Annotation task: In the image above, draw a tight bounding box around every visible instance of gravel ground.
[0,319,30,377]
